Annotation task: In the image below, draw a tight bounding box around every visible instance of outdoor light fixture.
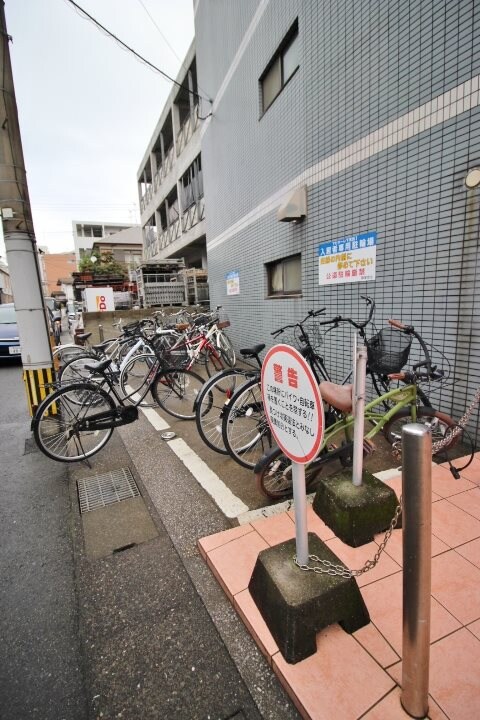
[465,168,480,189]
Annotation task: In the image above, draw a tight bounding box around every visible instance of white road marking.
[166,437,249,518]
[140,406,170,431]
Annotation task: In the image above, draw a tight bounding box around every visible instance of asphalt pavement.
[0,359,298,720]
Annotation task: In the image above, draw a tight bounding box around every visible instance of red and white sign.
[84,287,114,312]
[261,344,324,464]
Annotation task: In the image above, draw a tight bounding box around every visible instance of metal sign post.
[261,344,324,565]
[352,340,368,487]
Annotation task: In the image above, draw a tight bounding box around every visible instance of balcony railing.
[144,226,159,260]
[158,218,181,252]
[154,145,175,192]
[181,196,205,233]
[176,105,200,157]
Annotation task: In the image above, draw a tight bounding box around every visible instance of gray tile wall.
[195,0,480,442]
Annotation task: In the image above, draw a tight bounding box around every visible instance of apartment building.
[137,41,207,271]
[193,0,480,440]
[72,220,137,263]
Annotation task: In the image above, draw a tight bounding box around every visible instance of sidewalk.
[198,456,480,719]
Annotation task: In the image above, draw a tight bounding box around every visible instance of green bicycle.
[254,318,458,499]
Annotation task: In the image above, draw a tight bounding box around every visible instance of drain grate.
[77,468,140,513]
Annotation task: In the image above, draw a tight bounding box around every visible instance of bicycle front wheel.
[119,353,158,405]
[151,368,204,420]
[216,332,236,367]
[222,378,273,469]
[33,383,115,462]
[195,369,249,453]
[383,407,458,453]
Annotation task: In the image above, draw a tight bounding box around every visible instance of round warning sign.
[261,344,324,464]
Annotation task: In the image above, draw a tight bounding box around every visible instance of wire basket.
[216,308,230,330]
[367,327,412,375]
[151,334,189,368]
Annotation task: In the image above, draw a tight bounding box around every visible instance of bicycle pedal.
[363,438,376,455]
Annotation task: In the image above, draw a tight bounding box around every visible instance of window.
[266,254,301,297]
[260,20,299,114]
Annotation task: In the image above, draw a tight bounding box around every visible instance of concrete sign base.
[313,470,401,548]
[248,533,370,664]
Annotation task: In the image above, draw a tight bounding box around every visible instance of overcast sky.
[1,0,195,257]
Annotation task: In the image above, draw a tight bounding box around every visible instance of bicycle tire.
[221,377,273,469]
[53,344,90,367]
[119,353,158,405]
[33,383,115,462]
[58,353,101,386]
[151,368,204,420]
[216,332,236,367]
[383,407,459,453]
[204,346,229,378]
[255,447,322,499]
[195,369,250,454]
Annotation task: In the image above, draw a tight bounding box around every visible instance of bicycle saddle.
[240,344,266,358]
[319,381,353,413]
[84,358,113,373]
[75,332,92,342]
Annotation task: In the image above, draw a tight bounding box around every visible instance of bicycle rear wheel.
[33,383,115,462]
[204,346,229,378]
[383,407,458,453]
[255,447,323,499]
[222,378,273,469]
[59,354,99,386]
[195,369,249,453]
[151,368,204,420]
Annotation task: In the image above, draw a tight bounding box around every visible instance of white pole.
[292,462,309,565]
[352,343,368,486]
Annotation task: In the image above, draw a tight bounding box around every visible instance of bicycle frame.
[317,384,418,455]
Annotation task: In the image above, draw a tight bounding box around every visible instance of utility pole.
[0,1,55,414]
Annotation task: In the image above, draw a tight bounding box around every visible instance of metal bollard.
[98,324,104,342]
[401,423,432,718]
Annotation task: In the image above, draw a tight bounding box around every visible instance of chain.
[294,497,403,578]
[392,386,480,459]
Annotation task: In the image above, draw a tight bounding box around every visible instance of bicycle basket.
[123,321,141,337]
[367,327,412,375]
[216,308,230,330]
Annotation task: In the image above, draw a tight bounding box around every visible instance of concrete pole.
[0,3,54,412]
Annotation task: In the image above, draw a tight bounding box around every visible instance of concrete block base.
[248,533,370,664]
[312,469,400,548]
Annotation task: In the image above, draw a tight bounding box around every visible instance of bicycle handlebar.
[271,308,327,337]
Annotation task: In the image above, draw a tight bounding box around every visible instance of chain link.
[392,387,480,460]
[294,497,403,578]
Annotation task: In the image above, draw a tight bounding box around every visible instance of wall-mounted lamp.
[277,186,307,223]
[465,168,480,189]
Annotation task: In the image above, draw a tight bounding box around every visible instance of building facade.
[38,251,77,297]
[72,221,138,263]
[194,0,480,440]
[137,41,207,271]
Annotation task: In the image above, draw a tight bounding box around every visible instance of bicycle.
[194,343,265,453]
[32,356,207,462]
[221,298,379,470]
[254,318,458,499]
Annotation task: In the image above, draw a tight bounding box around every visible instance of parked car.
[0,303,21,359]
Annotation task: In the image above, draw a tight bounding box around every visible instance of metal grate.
[77,468,140,514]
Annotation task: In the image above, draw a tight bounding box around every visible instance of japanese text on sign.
[261,345,324,464]
[318,231,377,286]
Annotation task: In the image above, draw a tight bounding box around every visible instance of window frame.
[265,253,302,298]
[260,19,299,115]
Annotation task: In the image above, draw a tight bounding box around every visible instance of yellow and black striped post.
[23,367,56,417]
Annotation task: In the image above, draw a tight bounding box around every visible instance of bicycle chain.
[392,386,480,460]
[294,498,403,578]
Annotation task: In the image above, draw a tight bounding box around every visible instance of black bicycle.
[32,356,207,462]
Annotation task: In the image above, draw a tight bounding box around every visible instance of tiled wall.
[195,0,480,442]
